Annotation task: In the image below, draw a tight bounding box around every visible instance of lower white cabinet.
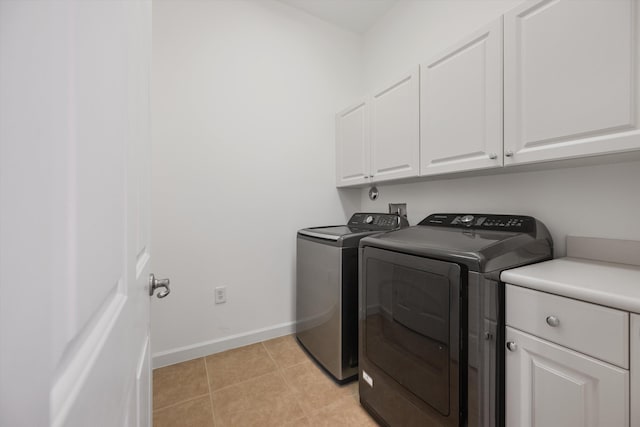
[506,284,631,427]
[506,326,628,427]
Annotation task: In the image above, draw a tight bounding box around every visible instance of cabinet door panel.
[420,18,503,176]
[506,327,629,427]
[505,0,640,165]
[370,67,420,182]
[336,101,370,187]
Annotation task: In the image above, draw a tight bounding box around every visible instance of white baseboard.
[151,321,296,369]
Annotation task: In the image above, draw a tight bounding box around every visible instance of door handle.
[149,273,171,299]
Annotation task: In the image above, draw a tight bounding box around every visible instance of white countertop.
[501,257,640,314]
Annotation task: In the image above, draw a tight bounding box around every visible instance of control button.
[460,215,474,224]
[365,215,374,224]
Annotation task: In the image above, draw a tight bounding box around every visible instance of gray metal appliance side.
[295,236,359,381]
[467,272,500,427]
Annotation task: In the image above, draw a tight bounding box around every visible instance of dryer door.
[360,246,463,425]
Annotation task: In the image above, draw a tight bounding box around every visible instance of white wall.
[151,0,362,365]
[363,0,522,90]
[360,0,640,256]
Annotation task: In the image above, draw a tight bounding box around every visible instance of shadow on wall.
[338,187,363,218]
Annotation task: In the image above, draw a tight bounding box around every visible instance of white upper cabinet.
[504,0,640,165]
[370,68,420,182]
[336,100,370,187]
[420,18,503,175]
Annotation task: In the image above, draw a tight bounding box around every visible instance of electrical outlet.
[215,286,227,304]
[388,203,408,219]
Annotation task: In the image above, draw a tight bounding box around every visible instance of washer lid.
[298,226,358,240]
[298,226,381,247]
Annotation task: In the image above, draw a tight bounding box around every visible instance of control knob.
[365,215,374,224]
[460,215,474,225]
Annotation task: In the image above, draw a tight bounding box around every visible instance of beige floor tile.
[281,361,354,415]
[262,334,309,369]
[153,358,209,410]
[346,380,359,396]
[307,395,378,427]
[211,371,305,427]
[205,342,278,391]
[153,396,214,427]
[282,416,311,426]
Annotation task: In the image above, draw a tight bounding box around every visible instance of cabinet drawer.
[506,285,629,369]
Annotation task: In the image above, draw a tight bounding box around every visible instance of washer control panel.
[418,213,535,232]
[349,213,408,230]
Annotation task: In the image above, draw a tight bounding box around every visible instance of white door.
[0,1,159,426]
[370,68,420,183]
[336,101,370,187]
[504,0,640,165]
[420,18,503,176]
[506,327,629,427]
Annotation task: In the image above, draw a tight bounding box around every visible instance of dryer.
[358,213,553,426]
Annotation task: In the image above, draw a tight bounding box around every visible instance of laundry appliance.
[359,213,553,426]
[296,213,408,382]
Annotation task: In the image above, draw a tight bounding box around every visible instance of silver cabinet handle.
[546,315,560,327]
[149,273,171,299]
[489,153,497,160]
[506,341,517,352]
[505,150,514,157]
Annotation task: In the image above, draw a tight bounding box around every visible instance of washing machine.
[358,213,553,426]
[296,213,409,383]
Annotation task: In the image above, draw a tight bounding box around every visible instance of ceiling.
[278,0,398,33]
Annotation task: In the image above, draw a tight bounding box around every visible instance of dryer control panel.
[349,213,409,231]
[419,213,536,233]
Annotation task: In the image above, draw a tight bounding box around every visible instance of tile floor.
[152,335,378,427]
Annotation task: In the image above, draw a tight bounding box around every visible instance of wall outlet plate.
[215,286,226,304]
[388,203,407,219]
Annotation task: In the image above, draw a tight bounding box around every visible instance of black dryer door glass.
[363,247,461,416]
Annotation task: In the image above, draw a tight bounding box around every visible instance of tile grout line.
[202,357,217,427]
[153,392,210,413]
[203,341,283,395]
[262,341,310,424]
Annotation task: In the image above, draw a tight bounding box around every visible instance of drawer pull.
[506,341,517,352]
[546,316,560,327]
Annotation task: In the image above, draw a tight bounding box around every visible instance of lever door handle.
[149,273,171,299]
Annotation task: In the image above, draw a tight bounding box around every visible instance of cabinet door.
[370,67,420,183]
[336,101,370,187]
[632,314,640,427]
[504,0,640,165]
[420,18,503,176]
[506,327,629,427]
